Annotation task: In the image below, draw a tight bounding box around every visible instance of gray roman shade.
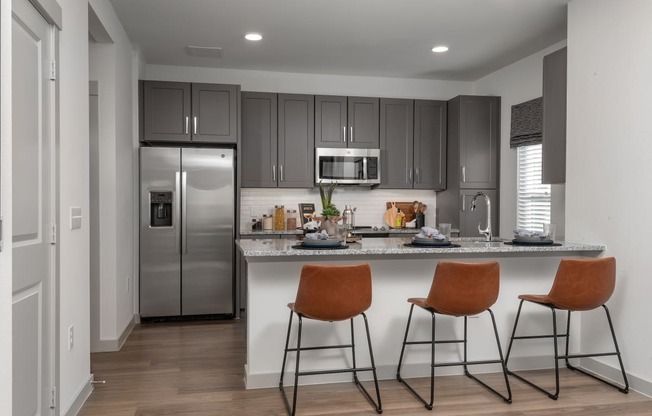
[510,97,542,148]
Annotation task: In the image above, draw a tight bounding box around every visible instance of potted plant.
[318,181,341,235]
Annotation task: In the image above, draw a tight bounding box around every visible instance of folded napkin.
[513,229,544,238]
[415,226,446,240]
[304,230,329,240]
[303,220,321,230]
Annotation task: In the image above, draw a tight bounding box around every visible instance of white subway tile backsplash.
[241,187,437,232]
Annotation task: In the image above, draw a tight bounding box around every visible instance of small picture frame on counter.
[298,203,315,226]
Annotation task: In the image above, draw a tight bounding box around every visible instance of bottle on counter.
[262,214,273,231]
[286,209,297,230]
[395,209,405,228]
[251,218,262,231]
[274,205,285,231]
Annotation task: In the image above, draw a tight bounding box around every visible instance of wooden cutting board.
[386,202,416,222]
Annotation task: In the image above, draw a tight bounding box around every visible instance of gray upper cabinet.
[242,92,315,188]
[241,92,278,188]
[142,81,238,143]
[191,83,238,143]
[414,100,447,190]
[143,81,191,142]
[315,95,379,148]
[278,94,315,188]
[379,98,414,189]
[542,47,567,184]
[449,95,500,189]
[379,99,447,190]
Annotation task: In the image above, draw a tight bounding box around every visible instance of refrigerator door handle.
[175,171,182,254]
[182,171,188,254]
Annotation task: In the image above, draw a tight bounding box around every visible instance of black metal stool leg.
[279,310,295,415]
[360,312,383,413]
[350,318,358,384]
[505,299,525,367]
[396,304,415,381]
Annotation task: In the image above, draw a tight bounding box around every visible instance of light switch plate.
[70,207,82,230]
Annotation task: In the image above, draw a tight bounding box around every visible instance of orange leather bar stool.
[396,261,512,410]
[279,264,382,416]
[504,257,629,400]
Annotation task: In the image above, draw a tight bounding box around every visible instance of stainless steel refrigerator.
[139,147,235,319]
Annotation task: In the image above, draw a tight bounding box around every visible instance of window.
[517,144,550,232]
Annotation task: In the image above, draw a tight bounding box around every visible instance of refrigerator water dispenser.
[150,191,173,227]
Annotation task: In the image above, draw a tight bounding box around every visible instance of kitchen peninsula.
[237,237,604,389]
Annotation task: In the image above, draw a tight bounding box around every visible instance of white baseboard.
[63,374,93,416]
[582,357,650,398]
[91,314,136,353]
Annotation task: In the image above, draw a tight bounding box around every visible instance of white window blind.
[517,144,551,232]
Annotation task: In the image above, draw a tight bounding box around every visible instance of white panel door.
[12,0,55,414]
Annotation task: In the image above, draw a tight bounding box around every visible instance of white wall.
[58,0,92,411]
[87,0,136,350]
[567,0,652,395]
[473,40,567,238]
[0,0,13,413]
[145,65,472,100]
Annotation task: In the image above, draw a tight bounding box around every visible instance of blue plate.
[301,238,342,248]
[411,239,452,247]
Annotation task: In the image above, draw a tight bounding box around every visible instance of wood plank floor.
[80,318,652,415]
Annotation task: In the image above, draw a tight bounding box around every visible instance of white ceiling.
[108,0,570,81]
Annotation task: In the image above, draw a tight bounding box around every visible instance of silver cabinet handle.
[181,171,188,254]
[280,165,284,182]
[408,168,413,183]
[415,168,420,183]
[343,126,346,143]
[461,166,466,183]
[350,126,354,142]
[460,195,466,212]
[193,116,197,135]
[185,117,189,135]
[272,165,277,182]
[175,171,181,254]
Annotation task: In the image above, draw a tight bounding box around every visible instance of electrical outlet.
[68,325,74,351]
[126,276,130,292]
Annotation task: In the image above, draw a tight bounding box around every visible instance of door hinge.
[50,60,56,80]
[50,387,56,409]
[50,224,57,245]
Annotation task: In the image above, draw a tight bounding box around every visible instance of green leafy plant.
[319,181,340,217]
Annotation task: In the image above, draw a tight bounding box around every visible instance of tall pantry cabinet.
[437,95,500,236]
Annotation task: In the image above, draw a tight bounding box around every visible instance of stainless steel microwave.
[315,148,381,185]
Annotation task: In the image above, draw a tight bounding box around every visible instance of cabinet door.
[315,95,347,148]
[143,81,191,142]
[278,94,315,188]
[414,100,447,190]
[459,189,498,237]
[191,83,238,143]
[379,98,413,189]
[542,47,567,184]
[348,97,379,148]
[458,96,500,189]
[241,92,278,187]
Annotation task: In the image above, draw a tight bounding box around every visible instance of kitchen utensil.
[384,202,398,227]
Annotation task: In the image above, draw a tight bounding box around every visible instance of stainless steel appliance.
[140,147,235,319]
[315,147,380,185]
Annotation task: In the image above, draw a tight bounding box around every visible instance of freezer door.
[181,148,235,315]
[140,147,181,317]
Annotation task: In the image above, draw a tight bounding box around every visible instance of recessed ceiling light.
[431,46,449,53]
[245,33,262,41]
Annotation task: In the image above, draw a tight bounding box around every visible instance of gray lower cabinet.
[142,81,238,143]
[542,47,567,184]
[241,92,314,188]
[379,99,447,190]
[459,189,499,238]
[315,95,379,148]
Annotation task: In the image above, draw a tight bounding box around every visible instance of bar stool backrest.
[425,261,500,316]
[293,264,372,321]
[546,257,616,311]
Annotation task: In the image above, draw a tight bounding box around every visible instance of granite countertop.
[236,236,605,260]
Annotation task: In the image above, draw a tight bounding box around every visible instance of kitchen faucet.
[470,191,492,242]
